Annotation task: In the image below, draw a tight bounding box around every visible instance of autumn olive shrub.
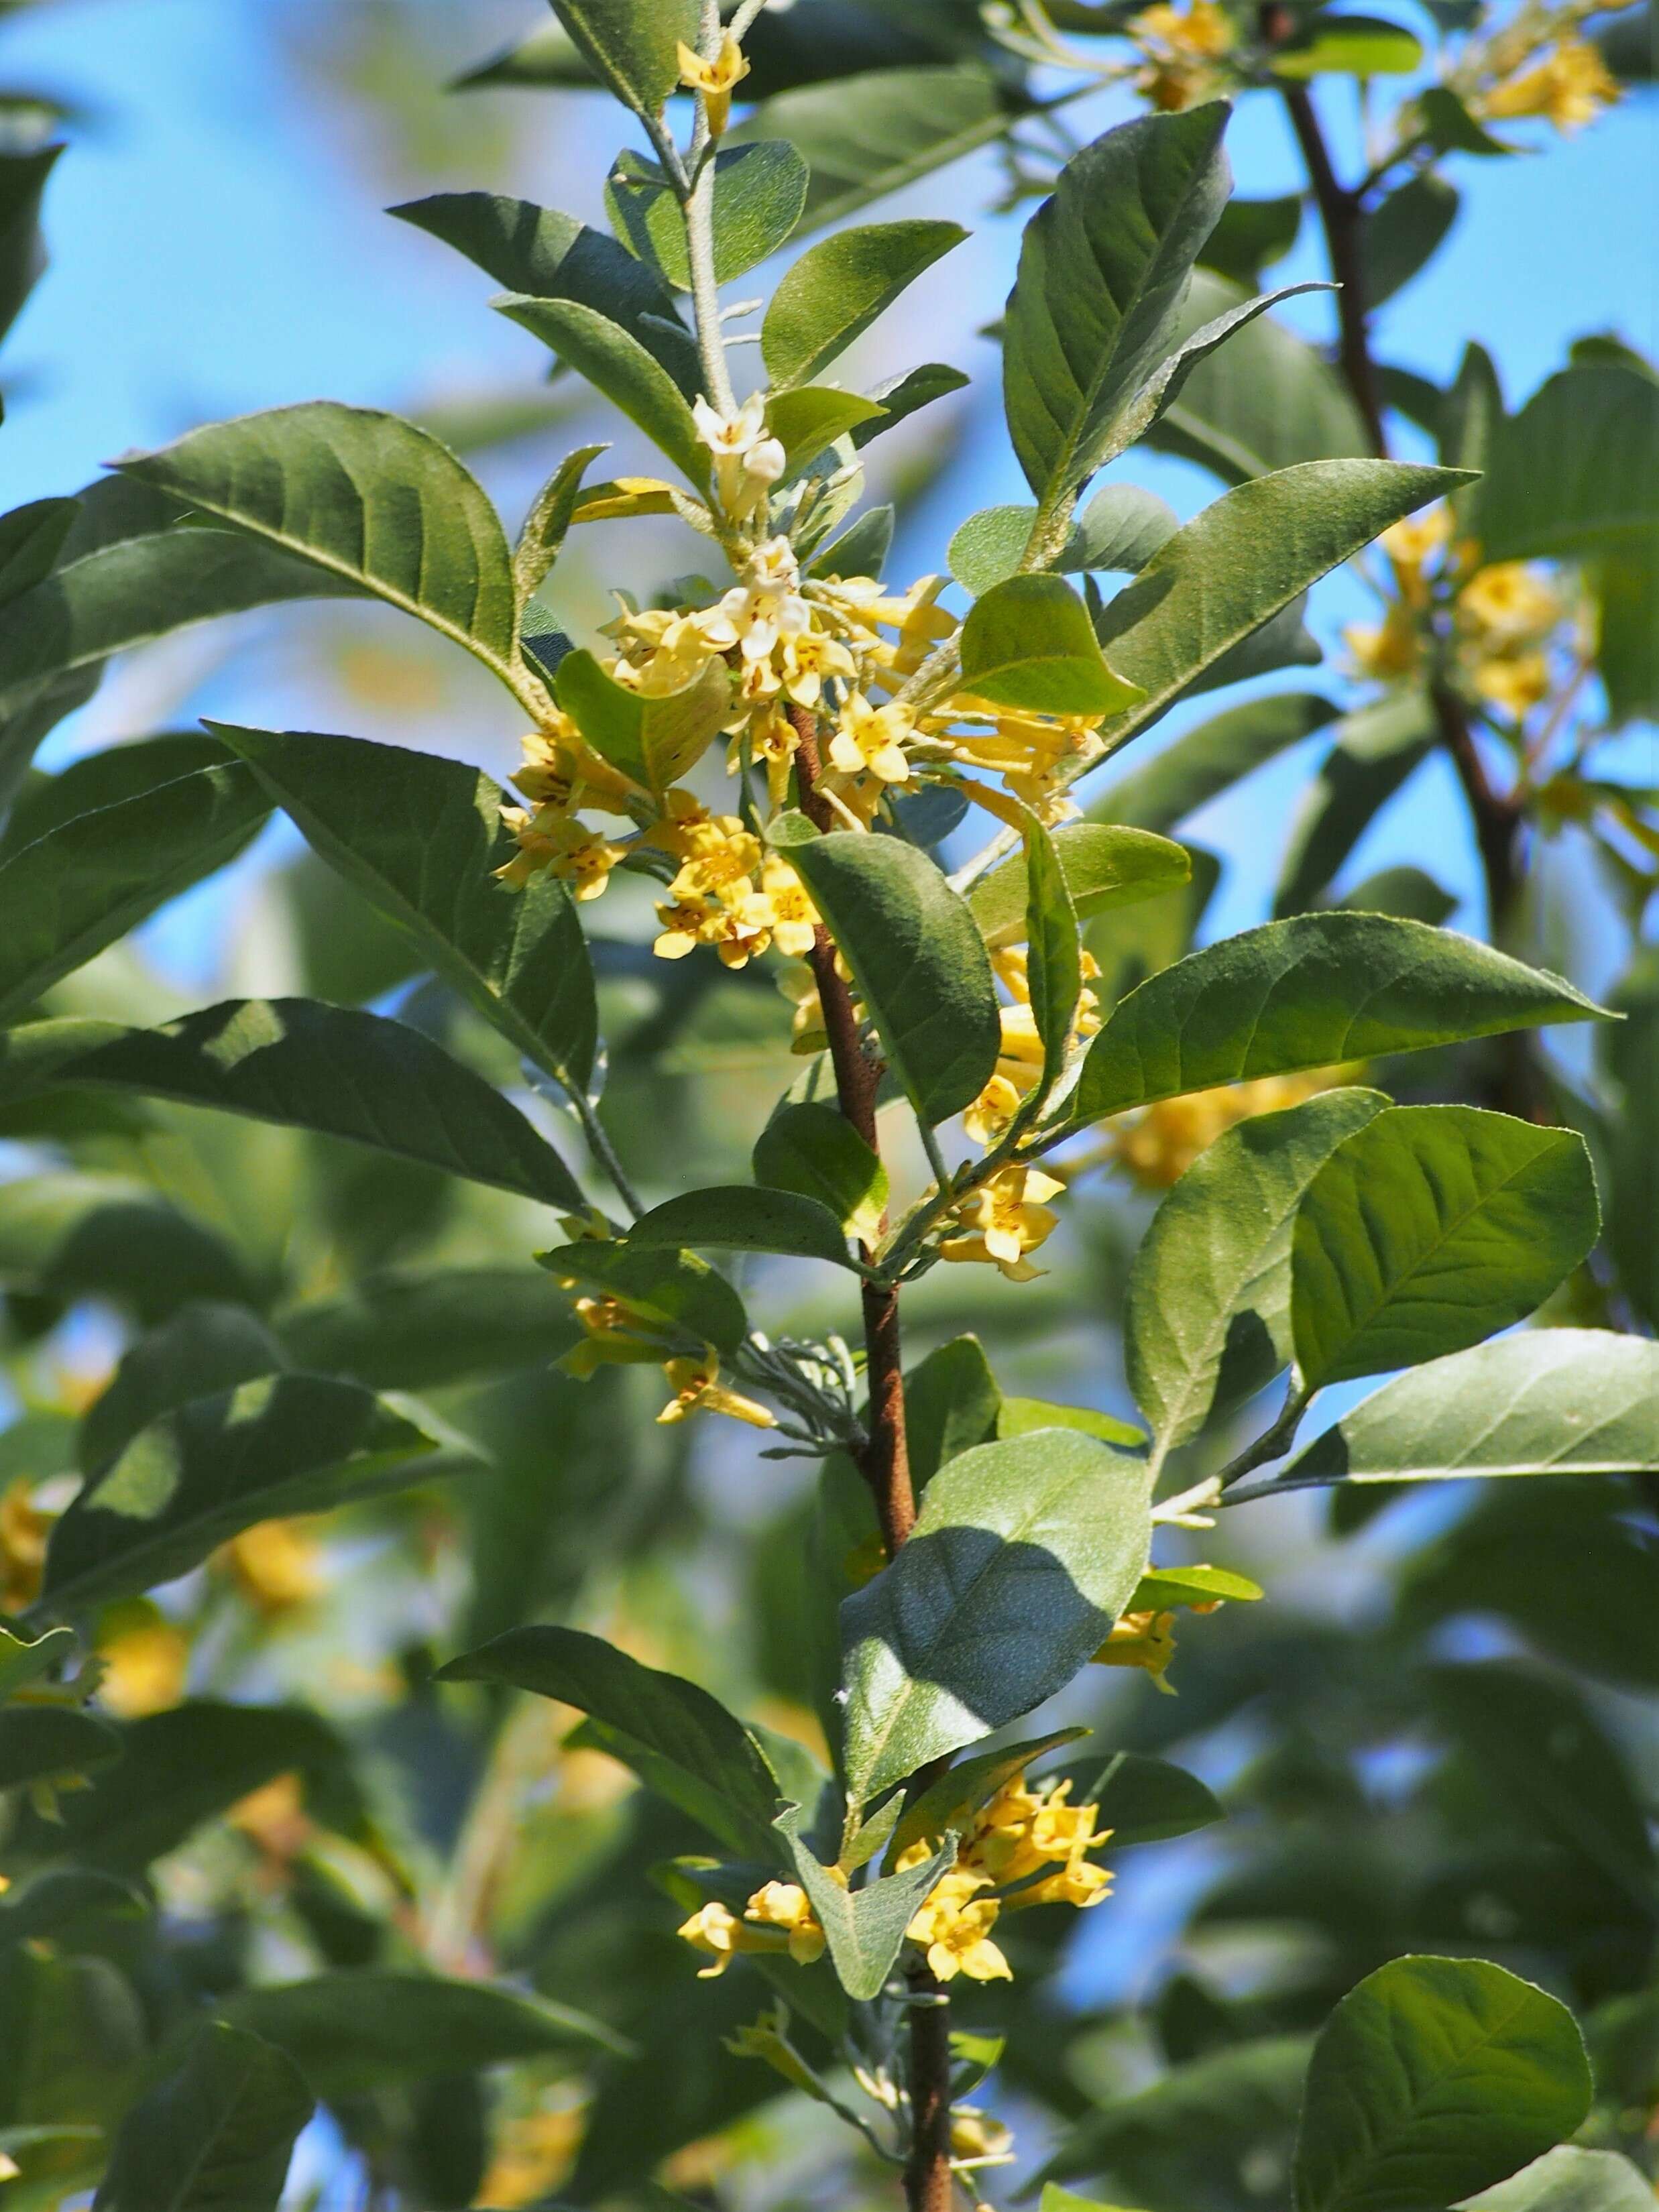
[0,0,1656,2207]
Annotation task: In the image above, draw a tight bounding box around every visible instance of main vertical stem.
[789,706,945,2207]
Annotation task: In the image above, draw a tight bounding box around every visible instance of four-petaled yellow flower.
[940,1165,1066,1281]
[903,1868,1013,1984]
[677,32,750,135]
[658,1351,778,1430]
[693,391,785,520]
[828,691,915,784]
[677,1879,825,1977]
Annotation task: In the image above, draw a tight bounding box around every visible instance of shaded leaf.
[1477,363,1659,563]
[1083,1749,1225,1847]
[626,1184,854,1269]
[78,1301,287,1477]
[754,1102,888,1244]
[763,218,966,386]
[494,294,709,487]
[607,141,808,292]
[276,1267,581,1389]
[0,1707,122,1791]
[93,2024,312,2212]
[775,1802,954,2000]
[538,1238,748,1354]
[547,0,698,113]
[1093,689,1340,834]
[960,573,1145,715]
[1060,483,1180,576]
[556,647,730,795]
[968,821,1191,946]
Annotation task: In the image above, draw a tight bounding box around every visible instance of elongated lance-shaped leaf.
[774,1803,955,2001]
[840,1430,1153,1802]
[548,0,698,114]
[1126,1088,1389,1459]
[1244,1330,1659,1499]
[37,1373,483,1617]
[775,817,1000,1126]
[1093,689,1341,834]
[968,821,1191,945]
[1023,813,1083,1106]
[92,2024,313,2212]
[1068,915,1610,1130]
[763,219,967,386]
[0,763,272,1023]
[114,404,527,702]
[608,142,809,294]
[1003,103,1231,514]
[209,727,598,1098]
[626,1185,856,1270]
[1290,1106,1601,1387]
[0,1000,585,1211]
[1477,361,1659,563]
[494,294,711,490]
[0,1706,122,1791]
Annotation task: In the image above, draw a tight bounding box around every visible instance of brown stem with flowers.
[787,703,948,2207]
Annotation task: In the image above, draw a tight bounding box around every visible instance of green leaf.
[608,142,809,292]
[438,1625,786,1860]
[1363,173,1459,307]
[1059,483,1180,575]
[1143,270,1370,484]
[0,1625,76,1703]
[777,821,1000,1126]
[493,294,710,489]
[1476,363,1659,562]
[0,1169,252,1322]
[0,1706,122,1791]
[907,1336,1003,1488]
[515,442,610,601]
[0,1948,144,2189]
[0,143,62,347]
[276,1267,581,1389]
[731,66,1019,235]
[1,731,240,858]
[1023,813,1083,1102]
[1070,914,1608,1128]
[0,762,271,1024]
[1273,691,1438,915]
[1294,1956,1592,2212]
[0,497,76,609]
[997,1398,1144,1448]
[219,1971,624,2095]
[1102,279,1338,469]
[114,404,523,694]
[9,1702,364,1872]
[763,386,888,476]
[1463,2148,1656,2212]
[968,821,1191,946]
[1037,2036,1312,2195]
[840,1430,1153,1801]
[555,647,730,795]
[1094,690,1340,834]
[1338,864,1457,925]
[754,1102,888,1244]
[78,1302,288,1477]
[1290,1106,1601,1389]
[850,363,969,449]
[948,504,1039,597]
[0,525,357,698]
[1198,192,1302,288]
[0,1000,585,1210]
[960,573,1145,715]
[1042,2191,1146,2212]
[1272,13,1424,76]
[211,725,598,1097]
[1414,84,1516,158]
[1082,1748,1225,1846]
[1133,1562,1263,1608]
[92,2024,313,2212]
[0,1869,146,1948]
[1003,103,1231,508]
[1262,1330,1659,1492]
[886,1727,1088,1863]
[627,1184,854,1269]
[1090,463,1468,758]
[763,218,966,387]
[1125,1088,1388,1456]
[547,0,698,113]
[38,1373,479,1617]
[390,192,698,394]
[775,1803,954,2001]
[538,1238,748,1355]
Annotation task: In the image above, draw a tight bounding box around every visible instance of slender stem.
[683,0,738,414]
[1277,77,1389,458]
[789,707,946,2205]
[570,1087,645,1221]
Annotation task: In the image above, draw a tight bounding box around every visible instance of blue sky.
[3,0,1654,961]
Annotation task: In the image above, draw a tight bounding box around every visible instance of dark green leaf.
[1198,192,1302,288]
[608,142,809,291]
[538,1238,748,1355]
[1477,363,1659,562]
[1083,1749,1225,1846]
[495,294,710,487]
[1038,2036,1312,2195]
[276,1267,581,1389]
[1336,864,1457,923]
[0,1948,144,2187]
[1003,104,1231,507]
[1024,813,1082,1100]
[547,0,699,113]
[1290,1106,1601,1387]
[1126,1088,1387,1456]
[78,1301,288,1476]
[809,502,896,580]
[1060,483,1180,576]
[1362,172,1459,306]
[960,573,1144,715]
[0,732,241,858]
[0,497,75,609]
[775,1803,954,2000]
[840,1430,1153,1800]
[211,725,598,1097]
[1273,691,1437,915]
[0,762,271,1024]
[40,1374,479,1617]
[754,1102,887,1244]
[115,404,523,693]
[0,1707,122,1791]
[439,1625,786,1860]
[0,1000,585,1210]
[556,647,730,795]
[850,363,969,449]
[887,1727,1088,1863]
[1414,84,1515,157]
[0,1169,252,1321]
[1070,915,1607,1128]
[777,820,1000,1125]
[219,1971,624,2095]
[1094,690,1340,833]
[906,1336,1003,1488]
[0,142,61,346]
[93,2024,312,2212]
[0,1869,146,1948]
[1294,1955,1592,2212]
[763,218,966,386]
[627,1184,854,1269]
[968,821,1191,946]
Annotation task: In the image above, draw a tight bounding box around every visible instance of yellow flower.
[658,1350,777,1430]
[779,626,858,711]
[1457,560,1562,646]
[97,1617,189,1719]
[504,813,626,901]
[963,1073,1023,1149]
[476,2106,583,2209]
[699,538,809,662]
[939,1165,1066,1282]
[829,691,915,784]
[561,1294,669,1379]
[677,1899,749,1977]
[779,960,830,1055]
[1092,1607,1180,1692]
[1343,601,1423,686]
[227,1771,314,1865]
[693,391,785,517]
[1130,0,1235,108]
[950,2108,1015,2168]
[1380,502,1452,596]
[1469,651,1552,717]
[740,856,820,959]
[677,31,750,135]
[221,1519,323,1615]
[653,888,773,969]
[744,1879,827,1967]
[1108,1070,1340,1188]
[1480,34,1619,132]
[905,1869,1012,1983]
[0,1479,53,1614]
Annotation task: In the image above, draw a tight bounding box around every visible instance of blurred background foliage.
[0,1,1653,2206]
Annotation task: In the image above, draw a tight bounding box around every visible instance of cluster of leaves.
[0,0,1654,2207]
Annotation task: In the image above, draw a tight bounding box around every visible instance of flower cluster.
[1463,0,1620,135]
[1125,0,1237,110]
[560,1285,778,1431]
[679,1770,1112,1991]
[1345,502,1582,723]
[1106,1069,1341,1189]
